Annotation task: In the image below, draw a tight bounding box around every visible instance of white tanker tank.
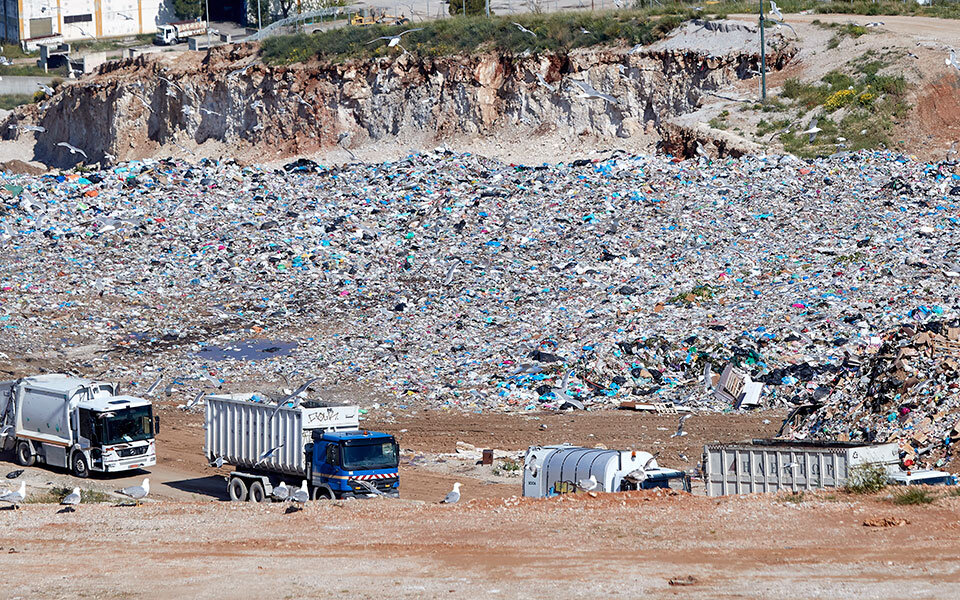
[522,444,689,498]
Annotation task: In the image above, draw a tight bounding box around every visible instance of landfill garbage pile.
[785,319,960,469]
[0,149,959,418]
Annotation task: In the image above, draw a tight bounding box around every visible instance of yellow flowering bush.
[824,89,856,111]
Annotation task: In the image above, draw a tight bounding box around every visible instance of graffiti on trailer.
[552,480,577,495]
[305,407,353,425]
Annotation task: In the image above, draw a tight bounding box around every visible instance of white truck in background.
[0,375,158,477]
[155,20,208,45]
[703,439,955,496]
[523,444,689,497]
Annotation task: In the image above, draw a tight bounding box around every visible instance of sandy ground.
[2,483,959,599]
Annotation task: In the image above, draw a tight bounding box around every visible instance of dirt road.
[2,487,958,599]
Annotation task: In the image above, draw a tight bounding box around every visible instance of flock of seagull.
[0,476,150,510]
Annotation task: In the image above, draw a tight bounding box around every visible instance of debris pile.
[0,149,958,422]
[786,320,960,469]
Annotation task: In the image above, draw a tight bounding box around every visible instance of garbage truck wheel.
[312,485,335,500]
[228,477,248,502]
[71,453,90,479]
[248,481,267,503]
[15,441,35,467]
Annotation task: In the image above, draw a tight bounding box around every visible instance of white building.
[1,0,175,44]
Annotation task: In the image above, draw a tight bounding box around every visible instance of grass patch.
[262,9,694,63]
[778,491,805,504]
[1,43,36,59]
[70,33,154,53]
[492,458,522,476]
[671,284,721,305]
[23,486,113,504]
[845,463,887,494]
[891,487,936,506]
[0,94,33,110]
[0,63,66,77]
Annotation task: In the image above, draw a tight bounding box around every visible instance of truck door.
[314,442,341,489]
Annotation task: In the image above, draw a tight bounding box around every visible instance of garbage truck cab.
[311,430,400,498]
[0,375,158,477]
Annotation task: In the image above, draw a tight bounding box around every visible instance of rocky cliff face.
[3,34,792,167]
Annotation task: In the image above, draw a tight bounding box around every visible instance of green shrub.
[845,462,887,494]
[892,487,936,506]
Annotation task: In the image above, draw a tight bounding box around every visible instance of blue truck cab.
[311,430,400,498]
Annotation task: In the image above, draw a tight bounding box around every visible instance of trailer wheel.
[228,477,248,502]
[71,453,89,479]
[311,485,335,500]
[15,441,35,467]
[248,481,267,503]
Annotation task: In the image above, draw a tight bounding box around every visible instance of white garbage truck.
[0,374,158,477]
[523,444,690,497]
[155,20,208,45]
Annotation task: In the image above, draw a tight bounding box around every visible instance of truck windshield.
[101,406,154,445]
[341,440,398,470]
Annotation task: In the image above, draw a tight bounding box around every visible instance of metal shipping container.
[704,439,899,496]
[204,393,359,478]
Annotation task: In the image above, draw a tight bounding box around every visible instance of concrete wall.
[0,75,58,96]
[2,0,175,43]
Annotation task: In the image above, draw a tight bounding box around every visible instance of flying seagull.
[536,72,556,93]
[579,26,591,35]
[865,21,884,27]
[116,478,150,505]
[577,474,598,492]
[268,377,318,421]
[0,481,26,509]
[255,443,285,466]
[209,455,224,469]
[769,0,783,20]
[800,118,821,142]
[202,372,222,389]
[351,478,385,496]
[37,82,55,96]
[440,482,461,504]
[272,481,290,501]
[60,487,81,512]
[571,80,618,105]
[366,28,423,48]
[200,107,222,117]
[769,19,798,38]
[145,375,162,396]
[57,142,88,159]
[9,124,45,133]
[512,22,536,37]
[670,413,691,438]
[180,391,205,411]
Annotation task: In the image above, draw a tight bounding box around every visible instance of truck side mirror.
[154,416,160,434]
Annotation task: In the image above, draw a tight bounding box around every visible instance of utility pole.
[205,0,210,47]
[759,0,767,102]
[257,0,262,33]
[486,0,490,16]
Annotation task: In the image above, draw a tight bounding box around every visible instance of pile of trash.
[783,319,960,469]
[0,149,958,418]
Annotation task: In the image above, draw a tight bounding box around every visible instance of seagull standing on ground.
[117,478,150,505]
[671,413,691,438]
[272,481,290,501]
[0,481,26,509]
[60,487,81,511]
[947,48,959,72]
[440,482,461,504]
[289,480,309,507]
[512,22,537,37]
[577,474,598,492]
[145,375,162,396]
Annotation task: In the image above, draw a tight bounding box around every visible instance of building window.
[64,14,93,24]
